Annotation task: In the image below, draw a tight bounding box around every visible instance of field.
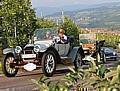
[96,33,120,48]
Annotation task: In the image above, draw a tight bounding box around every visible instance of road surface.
[0,60,120,91]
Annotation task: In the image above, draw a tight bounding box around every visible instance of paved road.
[0,66,71,91]
[0,60,120,91]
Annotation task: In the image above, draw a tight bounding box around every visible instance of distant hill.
[34,4,97,16]
[47,2,120,30]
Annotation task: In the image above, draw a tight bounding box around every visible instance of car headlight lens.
[15,46,22,53]
[113,52,116,55]
[34,45,41,53]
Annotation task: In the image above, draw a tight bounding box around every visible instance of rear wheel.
[74,52,83,71]
[2,54,18,77]
[42,51,56,77]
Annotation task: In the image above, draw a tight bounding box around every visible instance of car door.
[55,44,66,56]
[64,43,70,56]
[55,43,70,56]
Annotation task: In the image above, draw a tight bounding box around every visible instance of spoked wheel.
[2,54,18,77]
[74,52,83,71]
[42,51,56,77]
[102,53,106,63]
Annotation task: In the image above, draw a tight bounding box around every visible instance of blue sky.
[31,0,120,7]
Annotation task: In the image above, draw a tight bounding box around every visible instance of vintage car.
[79,34,96,54]
[2,29,85,77]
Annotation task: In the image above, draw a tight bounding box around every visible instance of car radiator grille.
[24,46,34,54]
[24,50,34,54]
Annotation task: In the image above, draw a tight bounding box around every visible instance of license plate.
[22,54,36,59]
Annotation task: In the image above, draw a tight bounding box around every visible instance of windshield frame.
[33,28,57,41]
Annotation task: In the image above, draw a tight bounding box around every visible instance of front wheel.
[42,51,56,77]
[2,54,18,77]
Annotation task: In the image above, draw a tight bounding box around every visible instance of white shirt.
[54,35,67,43]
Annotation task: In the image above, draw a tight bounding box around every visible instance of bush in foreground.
[32,63,120,91]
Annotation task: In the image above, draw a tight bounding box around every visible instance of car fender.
[2,48,18,59]
[45,46,61,63]
[3,48,15,55]
[69,46,85,63]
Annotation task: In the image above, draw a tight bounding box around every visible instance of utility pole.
[61,11,64,23]
[56,19,59,30]
[56,19,59,26]
[14,20,17,38]
[40,11,43,18]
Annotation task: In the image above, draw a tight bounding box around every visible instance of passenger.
[55,28,68,44]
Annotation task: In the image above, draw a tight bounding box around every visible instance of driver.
[44,31,52,39]
[55,28,68,44]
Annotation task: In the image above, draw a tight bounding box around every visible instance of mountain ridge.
[46,2,120,29]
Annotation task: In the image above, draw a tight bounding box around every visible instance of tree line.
[0,0,80,48]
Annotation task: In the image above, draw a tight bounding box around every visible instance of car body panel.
[54,43,70,56]
[21,54,36,59]
[69,47,81,63]
[34,40,53,46]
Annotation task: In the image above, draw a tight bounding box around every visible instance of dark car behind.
[101,47,118,61]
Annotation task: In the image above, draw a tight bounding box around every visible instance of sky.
[31,0,120,7]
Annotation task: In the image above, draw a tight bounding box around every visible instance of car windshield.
[80,39,96,44]
[33,29,57,41]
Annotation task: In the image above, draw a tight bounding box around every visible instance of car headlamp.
[15,46,22,53]
[113,52,116,55]
[34,45,41,53]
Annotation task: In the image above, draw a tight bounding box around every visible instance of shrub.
[32,60,120,91]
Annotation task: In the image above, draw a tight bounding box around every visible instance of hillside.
[34,4,95,16]
[48,2,120,30]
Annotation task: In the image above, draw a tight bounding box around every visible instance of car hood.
[34,40,53,47]
[24,44,34,49]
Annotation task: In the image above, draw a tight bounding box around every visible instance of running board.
[61,56,72,59]
[60,57,73,65]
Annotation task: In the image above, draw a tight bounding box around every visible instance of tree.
[36,18,56,28]
[61,17,80,46]
[0,0,36,47]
